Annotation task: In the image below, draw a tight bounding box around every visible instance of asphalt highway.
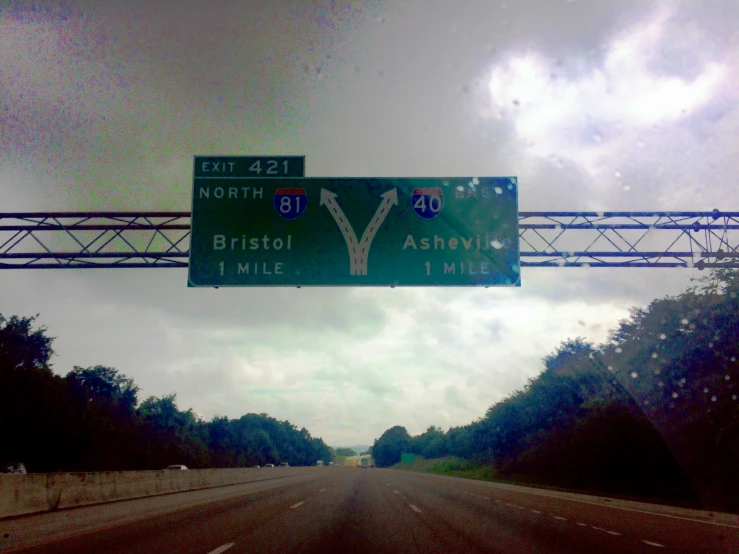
[3,468,738,553]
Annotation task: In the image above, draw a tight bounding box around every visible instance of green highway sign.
[188,169,520,288]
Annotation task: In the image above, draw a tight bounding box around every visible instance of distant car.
[279,462,289,467]
[165,464,189,470]
[264,463,275,468]
[1,461,27,475]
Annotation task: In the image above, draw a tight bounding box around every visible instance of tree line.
[0,314,333,472]
[373,269,739,511]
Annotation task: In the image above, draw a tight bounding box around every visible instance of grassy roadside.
[390,456,703,509]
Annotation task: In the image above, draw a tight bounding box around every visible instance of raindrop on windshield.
[681,318,689,325]
[593,132,603,143]
[660,334,667,340]
[725,375,731,381]
[494,187,503,194]
[652,352,658,359]
[704,387,709,393]
[615,347,623,353]
[711,396,717,402]
[630,372,638,379]
[491,240,503,249]
[672,392,679,399]
[614,170,622,178]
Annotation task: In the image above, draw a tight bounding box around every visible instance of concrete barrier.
[0,467,323,519]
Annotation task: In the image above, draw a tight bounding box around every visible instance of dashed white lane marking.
[290,501,304,509]
[592,527,606,532]
[410,504,422,513]
[319,489,326,492]
[530,510,541,514]
[576,522,588,527]
[606,531,621,536]
[553,516,567,521]
[207,543,234,554]
[642,540,665,548]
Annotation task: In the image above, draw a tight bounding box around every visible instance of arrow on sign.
[356,189,398,275]
[320,189,362,275]
[320,188,398,276]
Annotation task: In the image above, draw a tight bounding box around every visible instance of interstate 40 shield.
[411,187,444,220]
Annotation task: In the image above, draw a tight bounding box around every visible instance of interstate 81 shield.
[273,187,307,220]
[411,187,444,220]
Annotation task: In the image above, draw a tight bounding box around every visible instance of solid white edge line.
[290,501,304,509]
[410,504,422,513]
[467,484,739,529]
[642,540,666,547]
[207,544,235,554]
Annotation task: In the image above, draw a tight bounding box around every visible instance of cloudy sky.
[1,0,737,446]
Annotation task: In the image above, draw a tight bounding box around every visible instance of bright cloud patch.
[485,8,729,168]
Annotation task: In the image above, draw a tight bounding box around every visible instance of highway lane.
[4,468,739,553]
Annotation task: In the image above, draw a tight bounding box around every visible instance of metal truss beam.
[1,211,738,269]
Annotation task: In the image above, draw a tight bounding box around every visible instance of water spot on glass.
[689,323,696,330]
[614,170,622,178]
[623,185,631,191]
[680,378,686,384]
[711,396,717,402]
[730,292,737,299]
[508,183,513,190]
[704,387,709,393]
[456,185,464,192]
[556,259,566,267]
[593,132,603,143]
[732,357,736,362]
[630,372,638,379]
[512,99,520,106]
[733,395,737,400]
[596,211,605,217]
[491,240,503,249]
[582,263,591,268]
[637,141,645,148]
[442,180,450,187]
[494,187,503,194]
[472,177,479,185]
[615,347,623,354]
[658,381,664,387]
[709,342,714,348]
[660,334,667,340]
[672,392,679,399]
[654,368,661,375]
[607,366,614,372]
[725,375,731,381]
[643,400,649,405]
[681,318,689,325]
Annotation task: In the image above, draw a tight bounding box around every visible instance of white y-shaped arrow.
[320,188,398,276]
[356,189,398,275]
[320,189,362,275]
